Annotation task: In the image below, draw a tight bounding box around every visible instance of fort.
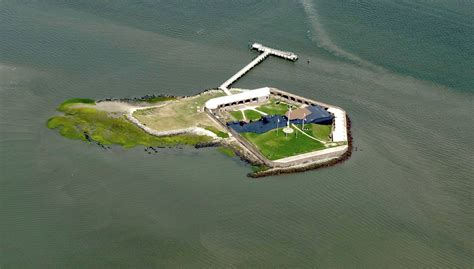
[47,43,351,177]
[205,87,349,169]
[205,43,350,174]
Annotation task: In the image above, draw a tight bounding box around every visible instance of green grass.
[58,98,95,111]
[204,126,229,138]
[241,128,326,160]
[244,110,263,121]
[229,110,263,121]
[229,111,244,121]
[307,124,332,142]
[257,99,293,115]
[47,106,212,148]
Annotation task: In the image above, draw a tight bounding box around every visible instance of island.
[48,44,352,177]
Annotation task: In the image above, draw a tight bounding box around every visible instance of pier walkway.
[219,51,270,95]
[219,43,298,95]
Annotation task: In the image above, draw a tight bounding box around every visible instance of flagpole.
[287,106,291,128]
[302,113,305,131]
[287,107,291,139]
[277,118,279,136]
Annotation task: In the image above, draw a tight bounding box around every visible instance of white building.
[205,87,270,110]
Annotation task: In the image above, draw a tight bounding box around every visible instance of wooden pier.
[219,43,298,95]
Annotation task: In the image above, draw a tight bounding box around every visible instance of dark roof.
[227,105,333,134]
[228,115,286,134]
[305,105,333,123]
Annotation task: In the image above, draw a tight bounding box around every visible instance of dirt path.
[72,101,133,113]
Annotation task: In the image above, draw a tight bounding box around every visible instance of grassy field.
[229,109,264,121]
[256,98,293,115]
[244,110,263,121]
[292,123,332,142]
[229,110,244,121]
[133,91,226,131]
[307,124,332,142]
[241,128,326,160]
[227,98,293,122]
[48,102,212,148]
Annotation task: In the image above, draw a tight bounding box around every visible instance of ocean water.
[1,0,473,267]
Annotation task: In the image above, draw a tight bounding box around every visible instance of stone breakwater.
[97,94,176,103]
[96,88,219,103]
[83,131,112,150]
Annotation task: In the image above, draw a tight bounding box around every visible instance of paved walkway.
[240,110,246,121]
[273,145,348,164]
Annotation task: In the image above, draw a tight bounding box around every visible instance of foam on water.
[300,0,383,71]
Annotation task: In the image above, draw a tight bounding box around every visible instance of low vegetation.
[204,126,229,138]
[58,98,95,111]
[251,164,270,173]
[217,147,235,157]
[48,101,212,148]
[133,91,225,131]
[241,128,326,160]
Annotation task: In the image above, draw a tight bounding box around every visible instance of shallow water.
[1,0,473,267]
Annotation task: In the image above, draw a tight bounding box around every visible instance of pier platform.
[251,43,298,61]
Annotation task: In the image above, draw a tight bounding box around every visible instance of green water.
[1,1,473,267]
